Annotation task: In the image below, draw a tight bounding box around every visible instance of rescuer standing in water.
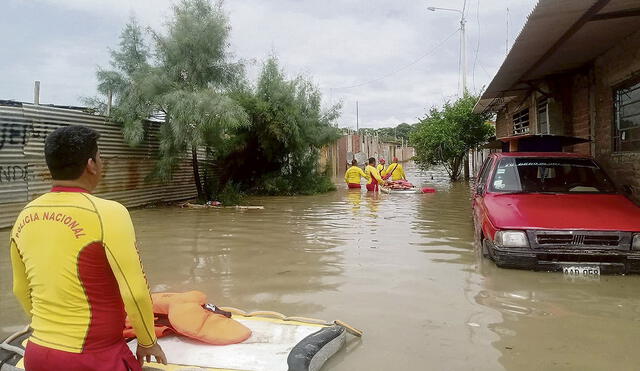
[344,159,368,189]
[365,157,386,192]
[9,126,166,370]
[377,158,386,173]
[383,157,407,181]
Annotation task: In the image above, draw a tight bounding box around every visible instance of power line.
[506,1,511,56]
[330,28,460,90]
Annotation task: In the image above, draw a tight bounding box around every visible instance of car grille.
[528,231,632,250]
[537,234,620,246]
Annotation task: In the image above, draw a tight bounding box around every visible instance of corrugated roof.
[475,0,640,113]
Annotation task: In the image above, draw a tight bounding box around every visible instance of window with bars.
[537,98,549,134]
[614,80,640,152]
[512,108,530,135]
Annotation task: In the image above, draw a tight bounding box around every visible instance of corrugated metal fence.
[0,102,196,229]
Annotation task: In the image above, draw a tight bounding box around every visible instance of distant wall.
[320,133,415,178]
[0,102,197,229]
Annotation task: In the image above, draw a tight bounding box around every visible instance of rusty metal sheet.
[0,105,29,205]
[1,103,197,229]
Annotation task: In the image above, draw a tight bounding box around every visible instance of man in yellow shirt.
[376,158,386,173]
[365,157,386,192]
[383,157,407,181]
[344,159,367,188]
[9,126,166,370]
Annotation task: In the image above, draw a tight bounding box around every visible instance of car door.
[473,157,494,236]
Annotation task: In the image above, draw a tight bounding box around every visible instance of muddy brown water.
[2,164,640,370]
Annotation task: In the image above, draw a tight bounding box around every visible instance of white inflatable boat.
[0,309,361,371]
[380,186,422,194]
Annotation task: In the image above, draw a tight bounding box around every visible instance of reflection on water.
[2,163,640,370]
[475,262,640,370]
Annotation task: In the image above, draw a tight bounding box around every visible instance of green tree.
[395,122,415,142]
[84,17,150,118]
[93,0,248,201]
[219,57,341,195]
[410,94,493,181]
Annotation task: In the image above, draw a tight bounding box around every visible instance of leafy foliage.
[343,122,417,143]
[92,1,340,201]
[410,94,494,181]
[83,17,150,121]
[219,57,341,195]
[92,0,248,201]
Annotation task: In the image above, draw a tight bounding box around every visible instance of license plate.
[563,266,600,276]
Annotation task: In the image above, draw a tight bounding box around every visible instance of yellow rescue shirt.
[384,162,406,181]
[10,187,157,353]
[365,165,384,185]
[344,165,367,184]
[376,164,385,173]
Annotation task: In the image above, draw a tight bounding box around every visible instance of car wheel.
[481,238,492,260]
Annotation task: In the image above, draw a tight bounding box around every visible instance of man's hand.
[136,342,167,366]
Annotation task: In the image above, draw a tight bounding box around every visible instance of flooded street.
[2,164,640,370]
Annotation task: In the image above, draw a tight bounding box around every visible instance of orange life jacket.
[123,291,251,345]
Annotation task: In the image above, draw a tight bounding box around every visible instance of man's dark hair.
[351,159,358,166]
[45,126,100,180]
[368,157,376,165]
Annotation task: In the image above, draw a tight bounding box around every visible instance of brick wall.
[338,136,347,173]
[495,100,532,139]
[487,29,640,201]
[352,134,361,154]
[593,29,640,201]
[568,73,591,155]
[495,111,511,138]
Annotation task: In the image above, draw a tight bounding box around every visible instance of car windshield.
[490,157,617,194]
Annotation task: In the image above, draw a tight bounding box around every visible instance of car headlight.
[494,230,529,248]
[633,234,640,251]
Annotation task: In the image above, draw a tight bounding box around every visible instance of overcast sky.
[0,0,537,129]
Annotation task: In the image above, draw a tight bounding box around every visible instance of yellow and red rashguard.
[344,165,367,188]
[383,162,406,181]
[365,165,384,192]
[10,187,157,353]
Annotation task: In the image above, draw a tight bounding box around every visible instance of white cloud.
[2,0,539,128]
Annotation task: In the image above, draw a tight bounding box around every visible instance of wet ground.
[2,164,640,370]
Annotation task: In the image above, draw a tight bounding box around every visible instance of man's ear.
[87,158,99,175]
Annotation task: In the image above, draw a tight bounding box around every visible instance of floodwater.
[2,164,640,370]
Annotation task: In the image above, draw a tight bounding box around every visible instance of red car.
[473,152,640,275]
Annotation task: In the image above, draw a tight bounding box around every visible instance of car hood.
[485,193,640,231]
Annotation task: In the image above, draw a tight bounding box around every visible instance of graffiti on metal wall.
[0,165,33,183]
[0,122,51,150]
[0,122,53,184]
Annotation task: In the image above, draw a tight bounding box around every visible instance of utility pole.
[461,13,469,180]
[34,81,40,105]
[106,90,113,116]
[427,6,467,94]
[428,5,470,179]
[461,15,467,94]
[356,100,359,132]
